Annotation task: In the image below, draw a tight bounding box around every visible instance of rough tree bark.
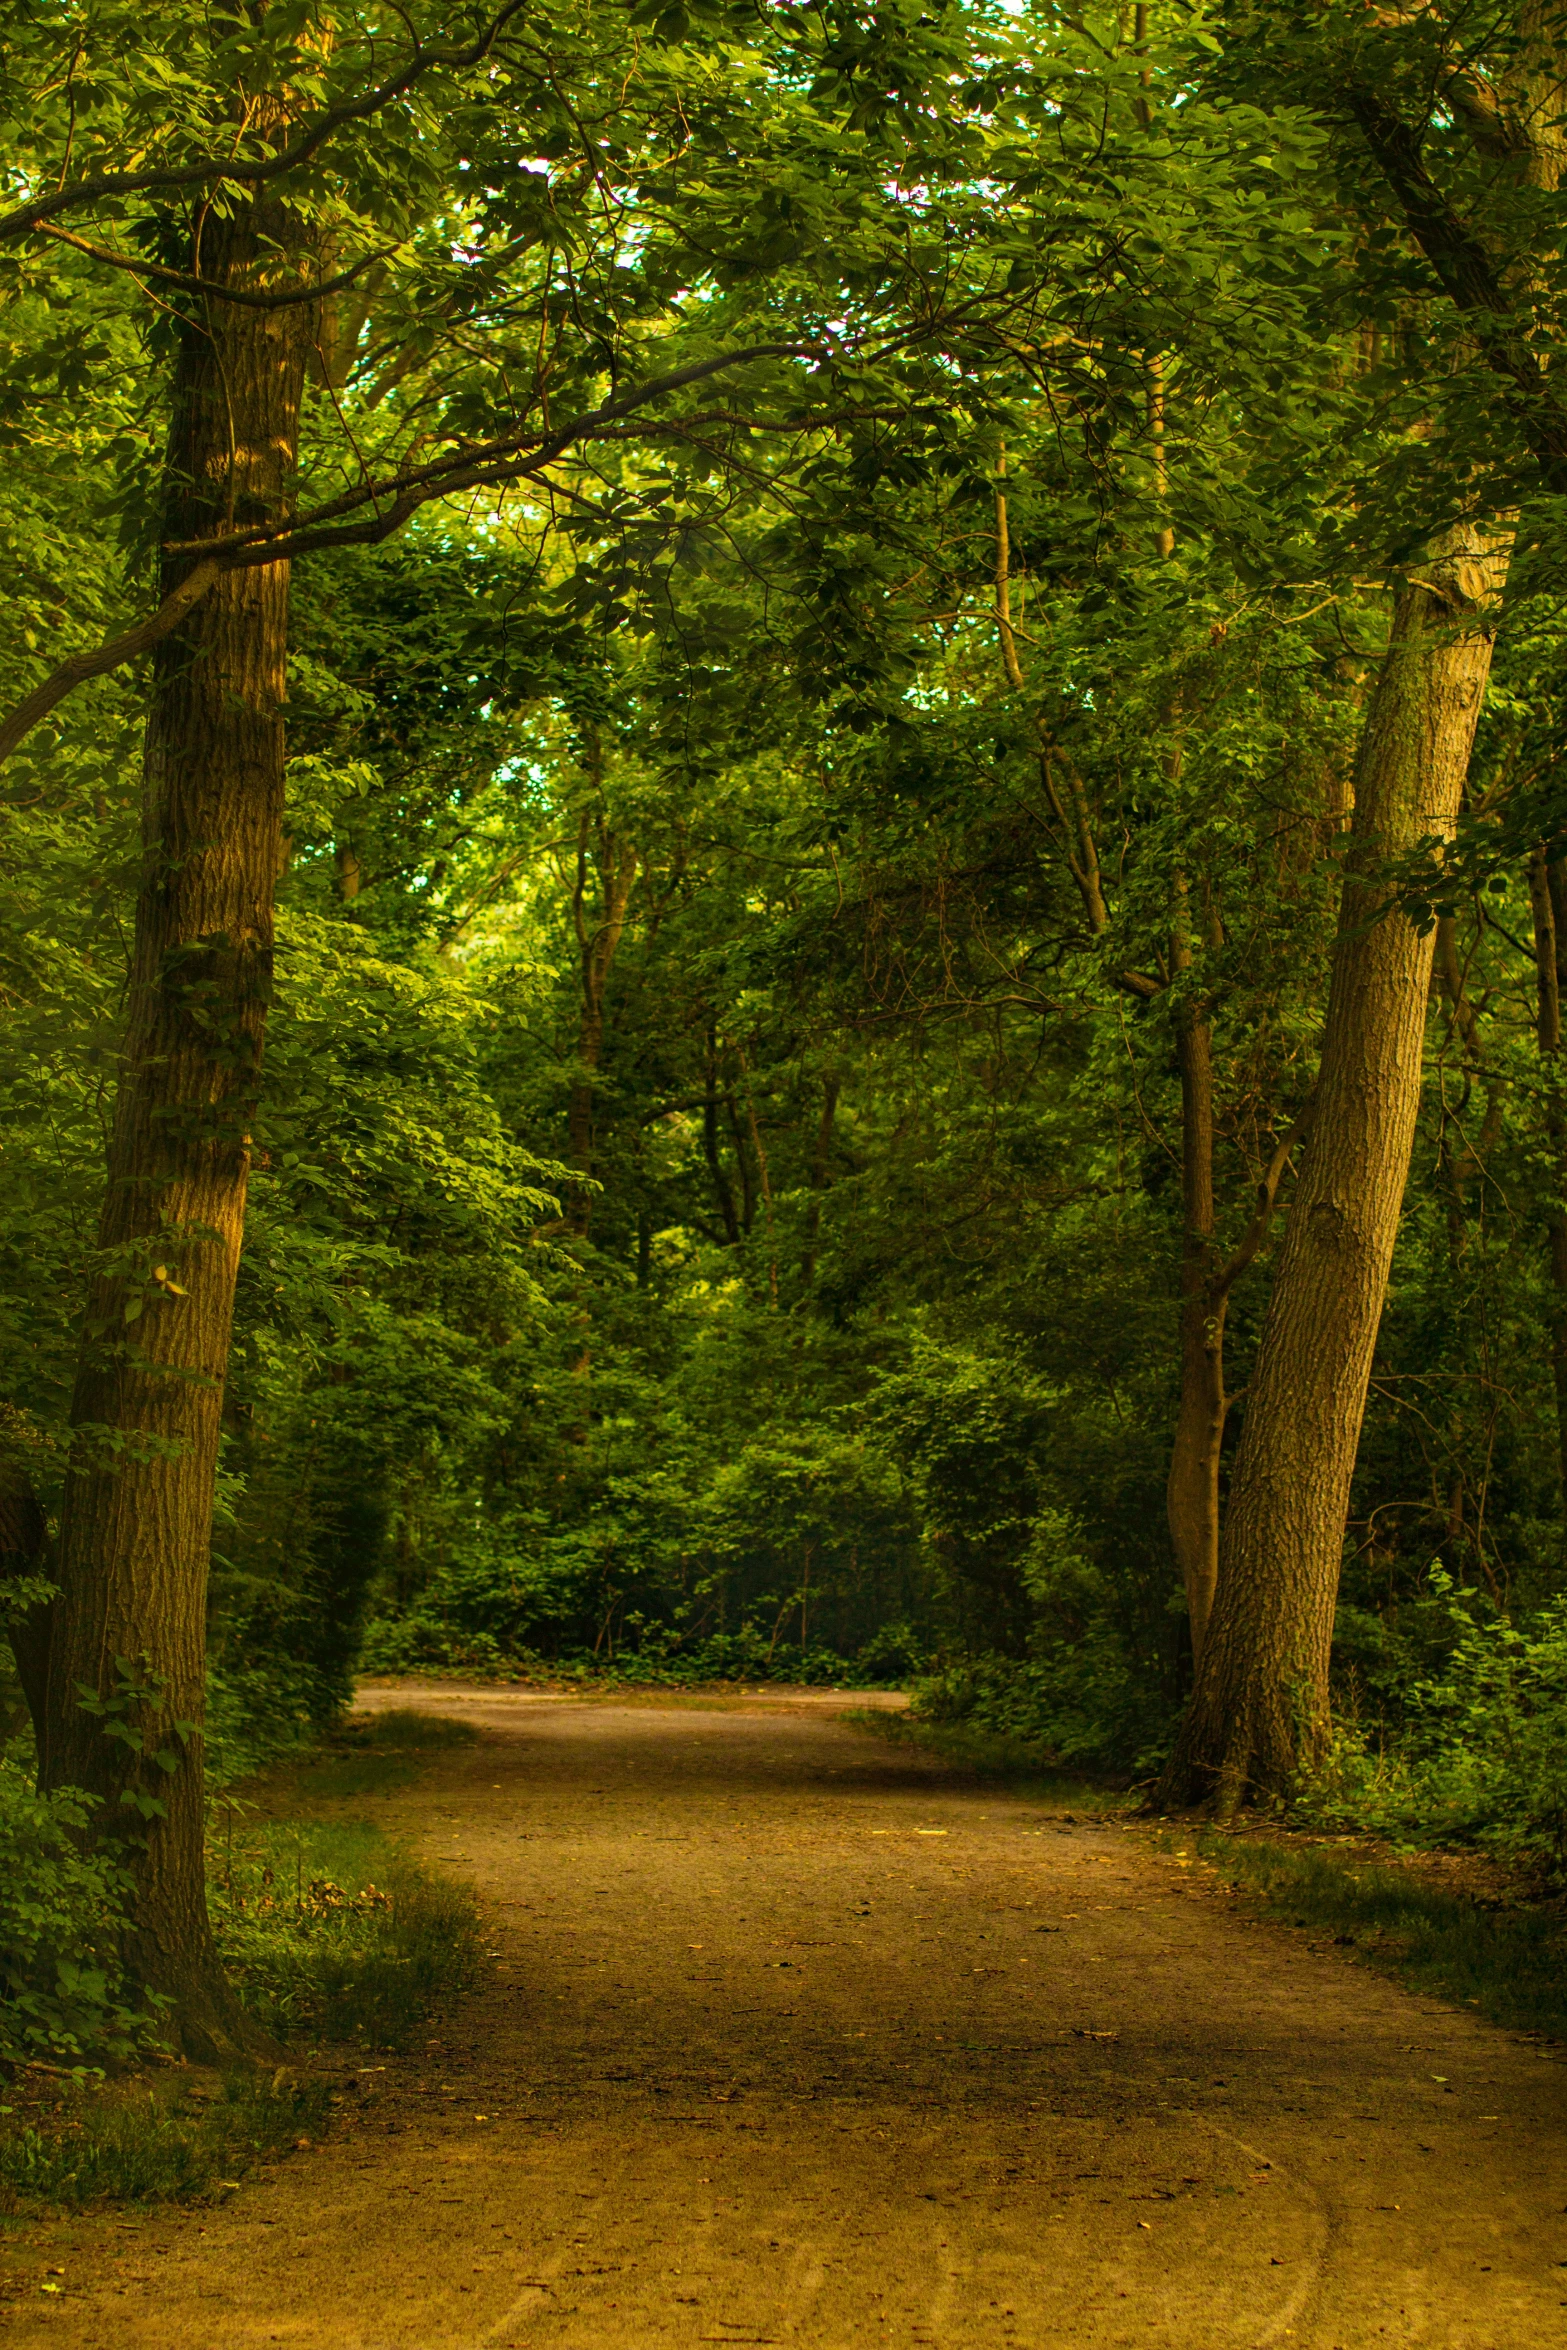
[1158,523,1509,1812]
[0,1461,51,1766]
[1165,1005,1310,1670]
[43,192,314,2055]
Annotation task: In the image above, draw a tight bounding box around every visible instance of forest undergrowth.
[10,0,1567,2065]
[0,1711,478,2212]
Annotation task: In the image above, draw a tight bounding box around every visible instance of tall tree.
[1158,0,1567,1804]
[42,173,317,2049]
[1160,521,1509,1805]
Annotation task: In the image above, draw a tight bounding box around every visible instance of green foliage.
[0,1757,160,2069]
[0,2072,332,2212]
[1297,1580,1567,1873]
[74,1657,194,1823]
[912,1646,1173,1779]
[204,1658,323,1793]
[850,1708,1122,1808]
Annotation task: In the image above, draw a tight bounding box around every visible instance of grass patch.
[353,1707,480,1748]
[1182,1828,1567,2040]
[279,1706,478,1800]
[0,1709,483,2211]
[0,2069,330,2211]
[213,1815,480,2052]
[847,1706,1123,1811]
[216,1710,482,2050]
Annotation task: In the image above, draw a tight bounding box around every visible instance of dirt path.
[12,1688,1567,2348]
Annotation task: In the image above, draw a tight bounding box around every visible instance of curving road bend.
[12,1687,1567,2348]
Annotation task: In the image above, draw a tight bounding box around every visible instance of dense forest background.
[7,0,1567,2051]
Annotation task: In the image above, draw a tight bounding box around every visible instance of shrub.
[911,1632,1173,1776]
[0,2071,330,2209]
[0,1754,161,2067]
[204,1657,321,1789]
[358,1619,908,1686]
[1300,1574,1567,1872]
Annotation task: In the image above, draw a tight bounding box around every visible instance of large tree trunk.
[1158,524,1508,1813]
[44,196,312,2056]
[0,1461,52,1765]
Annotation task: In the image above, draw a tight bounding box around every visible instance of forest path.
[13,1686,1567,2349]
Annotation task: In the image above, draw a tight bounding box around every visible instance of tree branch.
[0,561,221,766]
[161,343,815,563]
[0,341,816,767]
[33,221,404,311]
[1210,1102,1314,1303]
[0,0,532,245]
[1344,83,1567,488]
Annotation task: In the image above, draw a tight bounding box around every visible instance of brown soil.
[9,1687,1567,2348]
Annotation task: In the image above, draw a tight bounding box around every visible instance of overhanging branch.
[0,340,819,767]
[0,0,532,246]
[1344,82,1567,490]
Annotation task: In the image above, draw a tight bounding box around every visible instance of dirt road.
[12,1688,1567,2348]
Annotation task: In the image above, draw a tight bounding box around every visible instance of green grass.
[1180,1828,1567,2040]
[846,1706,1123,1810]
[213,1709,482,2049]
[213,1816,480,2051]
[280,1706,478,1800]
[0,1709,483,2211]
[352,1706,480,1747]
[0,2069,331,2210]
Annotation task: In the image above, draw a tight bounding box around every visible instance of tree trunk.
[565,802,637,1233]
[1166,1007,1225,1666]
[1,1462,52,1766]
[1158,523,1509,1813]
[801,1072,841,1288]
[703,1029,741,1244]
[45,195,312,2056]
[1528,850,1567,1503]
[726,1092,757,1234]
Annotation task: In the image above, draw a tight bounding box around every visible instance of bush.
[0,1754,162,2068]
[1301,1576,1567,1872]
[911,1633,1174,1776]
[204,1657,322,1790]
[357,1614,509,1675]
[358,1617,909,1686]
